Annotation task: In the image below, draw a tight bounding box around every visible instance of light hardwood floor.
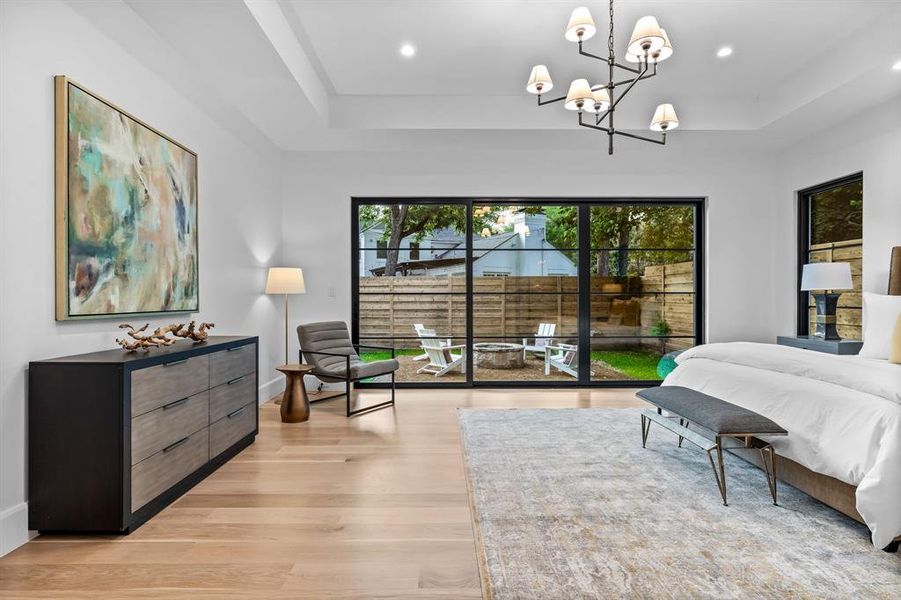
[0,387,643,599]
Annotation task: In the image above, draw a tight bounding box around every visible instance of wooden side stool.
[277,364,314,423]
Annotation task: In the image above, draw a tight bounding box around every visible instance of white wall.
[770,99,901,335]
[280,134,781,363]
[0,0,286,555]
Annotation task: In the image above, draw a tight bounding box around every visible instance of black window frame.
[796,172,863,337]
[352,197,705,389]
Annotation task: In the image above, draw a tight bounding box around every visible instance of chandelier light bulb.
[564,78,594,111]
[626,28,672,63]
[628,16,665,56]
[565,7,597,43]
[526,64,553,94]
[650,103,679,131]
[586,88,611,113]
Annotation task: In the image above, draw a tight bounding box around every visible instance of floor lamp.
[265,267,306,364]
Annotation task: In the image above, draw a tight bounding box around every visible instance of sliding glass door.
[352,198,703,387]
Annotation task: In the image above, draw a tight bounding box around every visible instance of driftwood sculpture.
[116,321,215,352]
[172,321,216,342]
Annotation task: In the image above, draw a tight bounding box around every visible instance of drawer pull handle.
[227,406,246,419]
[163,397,189,410]
[163,359,188,367]
[227,375,246,385]
[227,347,243,352]
[163,437,190,453]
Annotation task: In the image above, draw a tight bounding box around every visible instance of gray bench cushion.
[637,385,787,436]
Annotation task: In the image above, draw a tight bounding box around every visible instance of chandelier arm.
[579,112,611,133]
[610,61,649,110]
[595,108,612,126]
[614,129,667,145]
[612,62,642,74]
[536,94,567,106]
[577,41,609,64]
[613,62,657,87]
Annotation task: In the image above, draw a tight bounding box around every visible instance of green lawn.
[590,349,662,381]
[360,349,421,362]
[361,347,662,381]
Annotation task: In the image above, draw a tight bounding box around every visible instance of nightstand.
[776,336,863,355]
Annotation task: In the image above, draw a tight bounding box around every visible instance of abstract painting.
[55,76,198,319]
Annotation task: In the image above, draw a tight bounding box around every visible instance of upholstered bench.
[636,385,788,506]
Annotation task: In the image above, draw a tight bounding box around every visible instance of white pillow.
[859,292,901,359]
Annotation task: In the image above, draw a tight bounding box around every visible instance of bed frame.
[735,247,901,551]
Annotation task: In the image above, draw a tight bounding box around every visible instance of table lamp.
[266,267,306,363]
[800,262,853,341]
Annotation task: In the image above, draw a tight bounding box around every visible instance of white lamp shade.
[526,64,553,94]
[564,7,596,42]
[266,267,306,294]
[801,262,853,291]
[628,15,665,56]
[650,103,679,131]
[626,28,673,63]
[564,78,594,111]
[584,87,611,112]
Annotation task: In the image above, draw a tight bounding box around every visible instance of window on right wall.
[798,173,863,339]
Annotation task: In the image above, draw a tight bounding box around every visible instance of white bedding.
[665,342,901,549]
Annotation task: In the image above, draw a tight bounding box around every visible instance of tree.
[543,205,694,276]
[359,204,498,276]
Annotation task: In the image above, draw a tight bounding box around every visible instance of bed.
[663,248,901,550]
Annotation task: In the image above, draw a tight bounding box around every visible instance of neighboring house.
[362,212,577,277]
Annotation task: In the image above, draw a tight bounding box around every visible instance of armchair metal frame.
[300,343,396,417]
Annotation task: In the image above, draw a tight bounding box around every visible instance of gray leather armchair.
[297,321,398,417]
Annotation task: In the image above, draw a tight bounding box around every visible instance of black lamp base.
[811,293,842,341]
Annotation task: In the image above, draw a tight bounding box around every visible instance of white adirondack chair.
[413,323,452,361]
[523,323,556,359]
[417,331,466,376]
[545,343,579,378]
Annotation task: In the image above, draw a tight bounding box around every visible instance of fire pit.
[473,342,525,369]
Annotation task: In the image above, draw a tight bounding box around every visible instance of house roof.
[435,232,518,259]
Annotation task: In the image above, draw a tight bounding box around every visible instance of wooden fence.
[359,261,695,350]
[808,239,862,340]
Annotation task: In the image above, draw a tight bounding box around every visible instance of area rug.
[458,408,901,599]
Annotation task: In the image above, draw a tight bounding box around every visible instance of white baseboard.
[0,502,33,557]
[259,375,285,403]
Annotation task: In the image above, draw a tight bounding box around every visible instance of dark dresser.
[28,336,258,533]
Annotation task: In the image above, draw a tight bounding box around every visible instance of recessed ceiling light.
[892,59,901,71]
[400,44,415,57]
[716,46,733,58]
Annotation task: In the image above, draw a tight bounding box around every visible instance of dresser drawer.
[210,402,256,458]
[131,391,209,465]
[131,356,210,417]
[131,427,208,512]
[210,374,257,423]
[209,344,256,388]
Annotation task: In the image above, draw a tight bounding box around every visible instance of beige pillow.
[891,313,901,364]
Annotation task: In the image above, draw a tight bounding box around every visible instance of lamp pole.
[283,292,289,364]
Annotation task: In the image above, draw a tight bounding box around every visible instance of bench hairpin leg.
[677,418,685,448]
[759,444,778,505]
[641,414,651,448]
[707,438,728,506]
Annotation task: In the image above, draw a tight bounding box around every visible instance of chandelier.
[526,1,679,155]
